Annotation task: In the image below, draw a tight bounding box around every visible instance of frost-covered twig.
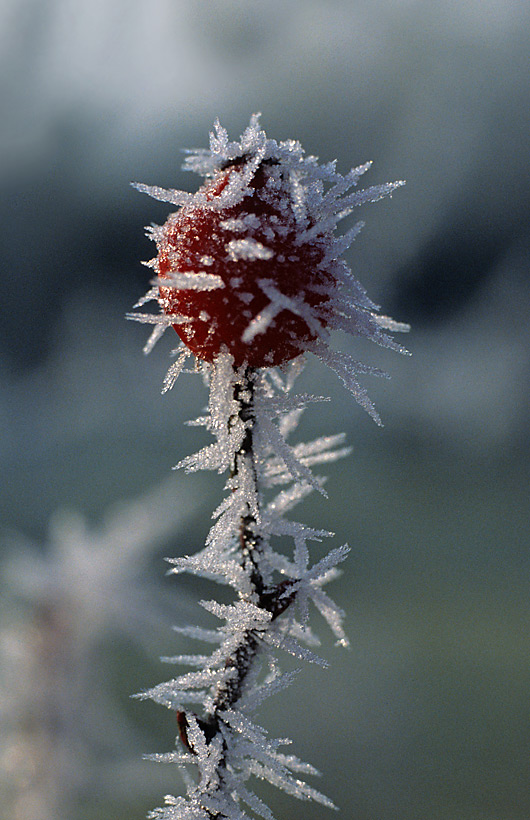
[0,479,194,820]
[130,115,408,820]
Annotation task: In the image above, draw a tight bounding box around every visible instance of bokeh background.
[1,1,529,819]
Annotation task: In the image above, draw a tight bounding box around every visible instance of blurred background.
[1,1,529,818]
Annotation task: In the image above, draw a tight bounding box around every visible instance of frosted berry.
[131,115,407,404]
[155,160,332,368]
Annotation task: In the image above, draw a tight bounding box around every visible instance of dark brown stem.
[231,367,264,596]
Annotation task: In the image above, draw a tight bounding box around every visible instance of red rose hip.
[131,116,407,402]
[154,161,332,368]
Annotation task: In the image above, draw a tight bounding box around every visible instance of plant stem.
[232,367,264,600]
[179,367,296,759]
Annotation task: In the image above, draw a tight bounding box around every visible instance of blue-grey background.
[1,2,529,819]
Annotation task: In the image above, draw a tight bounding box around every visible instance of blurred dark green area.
[1,1,529,819]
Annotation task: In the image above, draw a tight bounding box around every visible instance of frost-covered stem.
[207,368,262,720]
[231,367,263,601]
[174,368,297,819]
[211,368,295,716]
[182,367,294,739]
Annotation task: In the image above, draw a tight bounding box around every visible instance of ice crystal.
[130,116,408,820]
